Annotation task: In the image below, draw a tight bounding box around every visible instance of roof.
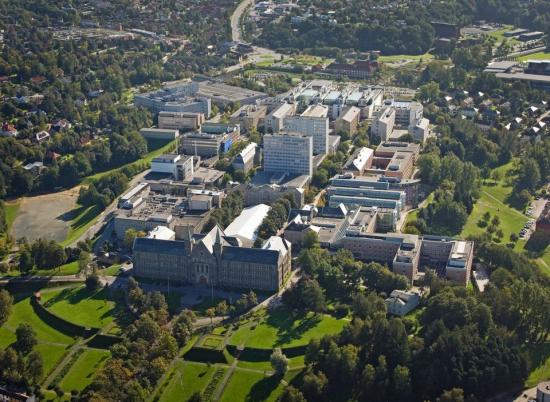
[262,236,291,257]
[221,246,280,265]
[224,204,271,241]
[200,225,229,253]
[146,226,175,240]
[134,237,187,256]
[301,104,328,118]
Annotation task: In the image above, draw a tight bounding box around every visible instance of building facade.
[133,226,291,292]
[263,133,313,176]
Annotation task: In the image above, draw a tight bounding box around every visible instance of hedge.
[86,334,123,349]
[226,344,307,360]
[183,346,230,364]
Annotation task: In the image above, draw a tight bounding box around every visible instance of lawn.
[519,51,550,62]
[229,308,348,349]
[159,361,217,402]
[35,343,69,380]
[4,294,74,344]
[41,286,117,329]
[461,161,528,248]
[61,204,103,247]
[0,326,16,349]
[34,261,80,276]
[525,343,550,387]
[405,191,434,225]
[220,368,301,402]
[99,264,122,276]
[4,200,20,233]
[59,348,110,392]
[378,52,434,63]
[236,354,305,371]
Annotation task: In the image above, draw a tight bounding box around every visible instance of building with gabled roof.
[133,225,291,291]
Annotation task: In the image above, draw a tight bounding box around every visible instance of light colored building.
[232,142,258,172]
[385,289,421,316]
[151,154,194,181]
[146,226,176,241]
[537,381,550,402]
[343,147,373,174]
[265,102,296,132]
[335,106,361,136]
[180,133,224,157]
[139,128,179,140]
[371,107,395,141]
[224,204,271,243]
[158,111,205,131]
[408,117,431,143]
[263,133,313,176]
[230,104,267,132]
[133,225,291,292]
[284,105,329,154]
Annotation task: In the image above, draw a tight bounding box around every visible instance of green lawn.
[4,200,20,232]
[34,261,80,276]
[229,308,348,349]
[35,343,69,380]
[461,162,527,248]
[236,354,305,371]
[405,191,434,225]
[61,204,103,247]
[200,335,224,349]
[59,348,110,392]
[4,295,74,344]
[159,361,217,402]
[378,52,434,63]
[0,326,16,349]
[220,368,301,402]
[41,286,117,329]
[525,343,550,387]
[99,264,121,276]
[518,51,550,61]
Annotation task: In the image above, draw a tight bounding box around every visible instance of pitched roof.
[134,237,188,256]
[221,246,280,265]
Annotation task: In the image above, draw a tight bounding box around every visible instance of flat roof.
[496,72,550,83]
[197,81,267,102]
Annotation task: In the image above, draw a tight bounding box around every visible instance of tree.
[270,348,289,377]
[303,231,319,249]
[302,369,328,400]
[419,81,440,103]
[78,251,91,274]
[301,278,326,313]
[172,310,196,346]
[19,249,34,273]
[437,388,465,402]
[124,228,139,249]
[215,300,228,316]
[16,323,37,354]
[188,392,204,402]
[516,159,541,192]
[0,289,13,326]
[206,307,215,324]
[25,350,43,384]
[85,274,101,291]
[278,386,306,402]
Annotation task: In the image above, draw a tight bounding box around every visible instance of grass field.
[159,361,217,402]
[34,261,80,276]
[518,51,550,61]
[378,52,434,63]
[4,200,20,233]
[201,336,224,349]
[41,286,117,329]
[61,204,103,247]
[236,354,305,371]
[35,343,69,380]
[0,326,16,349]
[461,162,528,248]
[220,369,300,402]
[4,295,74,344]
[59,348,110,392]
[229,308,347,349]
[99,264,121,276]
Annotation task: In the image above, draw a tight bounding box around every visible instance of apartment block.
[335,106,361,136]
[371,107,395,141]
[283,105,329,154]
[158,111,205,131]
[265,102,296,133]
[230,104,267,133]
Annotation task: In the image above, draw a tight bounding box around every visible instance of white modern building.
[224,204,272,242]
[139,128,179,140]
[371,107,395,141]
[263,133,313,176]
[150,154,194,181]
[232,142,258,172]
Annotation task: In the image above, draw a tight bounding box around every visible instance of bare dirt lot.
[11,187,80,243]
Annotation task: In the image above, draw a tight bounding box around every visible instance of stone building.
[133,225,291,292]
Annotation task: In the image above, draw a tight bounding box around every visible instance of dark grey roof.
[221,246,279,265]
[134,237,188,256]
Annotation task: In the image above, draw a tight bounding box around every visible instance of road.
[70,169,149,247]
[224,0,282,73]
